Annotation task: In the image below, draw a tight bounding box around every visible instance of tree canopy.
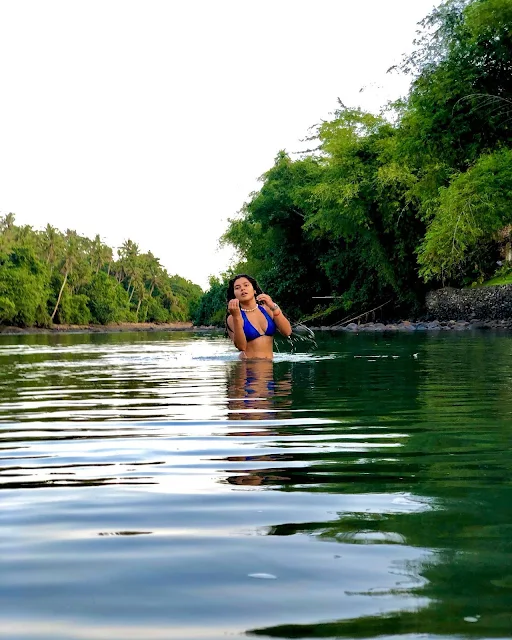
[0,216,202,328]
[195,0,512,326]
[3,0,511,328]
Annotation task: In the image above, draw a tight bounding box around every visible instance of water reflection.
[226,359,292,422]
[224,360,292,486]
[2,331,512,640]
[245,333,512,639]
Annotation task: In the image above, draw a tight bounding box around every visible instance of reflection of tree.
[248,604,511,638]
[257,495,512,635]
[245,333,512,638]
[248,498,512,637]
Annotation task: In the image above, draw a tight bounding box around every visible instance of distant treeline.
[194,0,512,327]
[0,215,202,327]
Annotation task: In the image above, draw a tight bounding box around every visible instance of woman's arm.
[271,306,292,337]
[256,294,292,337]
[227,300,247,351]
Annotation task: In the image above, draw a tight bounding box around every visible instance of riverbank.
[0,321,201,336]
[309,319,512,332]
[426,284,512,321]
[1,317,512,336]
[310,285,512,332]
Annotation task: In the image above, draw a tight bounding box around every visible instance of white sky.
[0,0,435,289]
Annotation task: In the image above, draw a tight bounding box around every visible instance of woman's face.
[233,277,255,303]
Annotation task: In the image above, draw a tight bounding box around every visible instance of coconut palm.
[51,230,80,321]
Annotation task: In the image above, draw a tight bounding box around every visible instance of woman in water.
[226,274,292,359]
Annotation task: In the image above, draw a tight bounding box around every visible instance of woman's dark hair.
[226,274,263,303]
[225,274,264,335]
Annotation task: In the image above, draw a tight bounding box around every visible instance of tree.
[0,216,201,327]
[40,224,64,276]
[397,0,512,283]
[192,276,228,326]
[51,230,80,321]
[303,108,425,311]
[222,152,332,318]
[0,213,16,252]
[85,271,132,324]
[0,247,50,326]
[90,234,113,275]
[418,148,512,282]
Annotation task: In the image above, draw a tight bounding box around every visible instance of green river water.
[0,330,511,640]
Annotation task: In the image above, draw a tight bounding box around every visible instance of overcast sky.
[0,0,435,289]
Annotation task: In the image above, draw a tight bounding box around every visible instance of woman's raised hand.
[256,293,274,308]
[228,298,241,317]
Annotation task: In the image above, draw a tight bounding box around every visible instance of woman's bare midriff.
[241,335,274,360]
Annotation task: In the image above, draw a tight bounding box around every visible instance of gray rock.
[396,323,416,331]
[426,285,512,322]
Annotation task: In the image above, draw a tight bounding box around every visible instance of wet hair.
[225,274,264,335]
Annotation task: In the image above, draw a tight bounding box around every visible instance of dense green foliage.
[418,148,512,281]
[196,0,512,325]
[0,214,202,327]
[192,276,228,327]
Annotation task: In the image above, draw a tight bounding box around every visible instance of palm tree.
[144,251,163,297]
[117,239,140,298]
[51,230,79,321]
[0,213,16,252]
[41,224,63,276]
[90,234,113,275]
[13,224,34,247]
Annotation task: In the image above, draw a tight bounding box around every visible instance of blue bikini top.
[241,305,277,341]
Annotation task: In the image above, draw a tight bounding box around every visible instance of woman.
[226,274,292,359]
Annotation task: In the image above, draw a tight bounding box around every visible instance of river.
[1,330,511,639]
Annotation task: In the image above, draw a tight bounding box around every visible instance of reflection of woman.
[224,359,293,487]
[226,358,277,422]
[226,472,290,486]
[226,358,291,422]
[226,274,292,360]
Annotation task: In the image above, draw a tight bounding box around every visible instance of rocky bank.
[310,285,512,332]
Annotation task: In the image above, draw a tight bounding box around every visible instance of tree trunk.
[505,242,512,263]
[136,297,142,319]
[51,271,68,321]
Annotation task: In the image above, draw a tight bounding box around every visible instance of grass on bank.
[481,268,512,287]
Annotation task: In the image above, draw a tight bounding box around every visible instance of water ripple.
[1,331,512,639]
